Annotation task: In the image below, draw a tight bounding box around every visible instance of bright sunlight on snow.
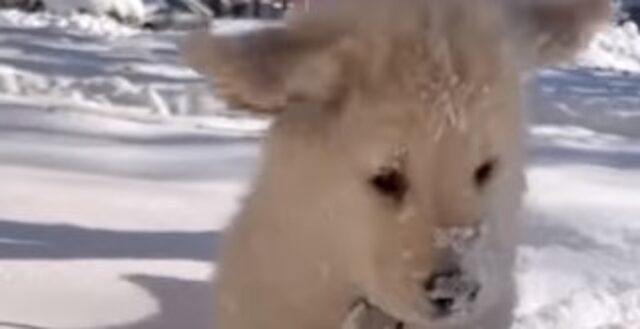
[0,3,639,329]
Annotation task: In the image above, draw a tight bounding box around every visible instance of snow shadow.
[0,322,48,329]
[532,68,640,138]
[0,26,199,84]
[0,219,217,261]
[0,25,99,44]
[0,275,214,329]
[0,218,218,329]
[106,275,213,329]
[531,142,640,170]
[520,212,612,253]
[528,69,640,170]
[0,111,260,181]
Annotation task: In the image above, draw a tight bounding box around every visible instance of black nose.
[423,268,481,315]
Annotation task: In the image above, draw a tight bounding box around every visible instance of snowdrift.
[41,0,146,24]
[578,21,640,73]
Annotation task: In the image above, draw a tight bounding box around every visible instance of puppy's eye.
[474,159,498,188]
[370,168,408,201]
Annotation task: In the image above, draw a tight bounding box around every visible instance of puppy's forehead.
[352,44,517,144]
[337,1,521,169]
[348,95,499,169]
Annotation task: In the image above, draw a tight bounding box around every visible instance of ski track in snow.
[0,11,639,329]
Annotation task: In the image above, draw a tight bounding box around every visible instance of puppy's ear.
[515,0,611,65]
[181,26,348,114]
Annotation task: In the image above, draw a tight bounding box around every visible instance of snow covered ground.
[0,10,639,329]
[578,21,640,73]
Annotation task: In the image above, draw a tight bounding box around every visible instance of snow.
[0,9,139,37]
[578,21,640,73]
[515,67,640,328]
[433,226,479,252]
[0,10,639,329]
[42,0,147,25]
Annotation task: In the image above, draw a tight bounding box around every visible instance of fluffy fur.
[182,0,609,328]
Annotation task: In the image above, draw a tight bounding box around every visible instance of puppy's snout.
[422,267,481,316]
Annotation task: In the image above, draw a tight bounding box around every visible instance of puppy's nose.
[423,268,481,316]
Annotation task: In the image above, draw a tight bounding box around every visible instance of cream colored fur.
[181,0,609,328]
